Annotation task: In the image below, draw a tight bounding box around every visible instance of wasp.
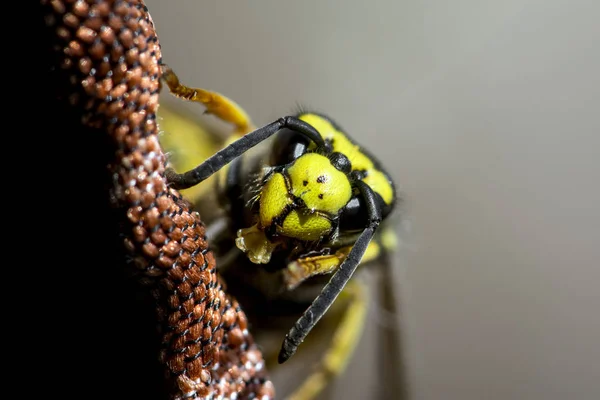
[158,65,401,399]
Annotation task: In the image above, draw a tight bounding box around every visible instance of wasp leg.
[284,240,382,291]
[286,279,368,400]
[161,64,255,135]
[160,67,326,190]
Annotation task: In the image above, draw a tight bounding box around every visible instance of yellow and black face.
[235,150,355,264]
[235,112,396,265]
[260,152,353,241]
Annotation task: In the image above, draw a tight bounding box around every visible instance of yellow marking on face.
[259,172,293,228]
[287,153,352,214]
[279,210,333,241]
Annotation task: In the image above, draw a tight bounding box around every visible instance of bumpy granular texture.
[40,1,274,398]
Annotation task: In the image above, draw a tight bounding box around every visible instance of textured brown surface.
[40,1,273,398]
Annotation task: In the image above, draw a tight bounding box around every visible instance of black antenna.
[278,180,382,363]
[165,116,325,189]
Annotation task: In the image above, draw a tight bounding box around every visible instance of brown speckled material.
[41,0,274,398]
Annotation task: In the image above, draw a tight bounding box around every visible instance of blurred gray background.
[145,1,600,399]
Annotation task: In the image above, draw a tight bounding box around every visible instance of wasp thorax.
[287,153,352,214]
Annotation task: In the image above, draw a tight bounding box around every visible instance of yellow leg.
[286,279,368,400]
[283,241,381,290]
[160,64,255,135]
[158,65,257,202]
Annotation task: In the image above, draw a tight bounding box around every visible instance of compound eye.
[270,128,310,165]
[329,152,352,174]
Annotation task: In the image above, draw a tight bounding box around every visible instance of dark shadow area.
[34,4,166,398]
